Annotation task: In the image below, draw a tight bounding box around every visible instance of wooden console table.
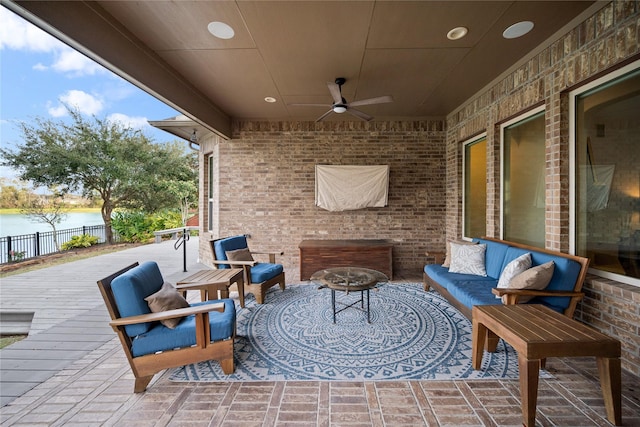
[299,239,393,280]
[472,304,621,427]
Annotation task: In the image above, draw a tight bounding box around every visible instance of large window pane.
[503,111,545,248]
[575,68,640,281]
[464,138,486,238]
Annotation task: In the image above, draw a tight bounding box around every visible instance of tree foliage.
[20,192,69,250]
[0,107,197,243]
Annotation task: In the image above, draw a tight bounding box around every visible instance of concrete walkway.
[0,237,202,407]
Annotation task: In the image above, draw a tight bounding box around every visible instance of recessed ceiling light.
[264,97,277,103]
[447,26,468,41]
[502,21,534,39]
[207,21,234,39]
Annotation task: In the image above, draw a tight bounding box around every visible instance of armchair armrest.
[425,251,445,265]
[250,251,284,264]
[492,288,584,305]
[109,302,225,328]
[211,259,257,267]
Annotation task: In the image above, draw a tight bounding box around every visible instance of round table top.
[310,267,388,291]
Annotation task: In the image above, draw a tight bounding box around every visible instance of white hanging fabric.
[315,165,389,212]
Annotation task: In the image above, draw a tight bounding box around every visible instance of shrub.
[111,210,183,242]
[61,234,99,250]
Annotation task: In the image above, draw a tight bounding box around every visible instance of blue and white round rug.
[170,283,520,382]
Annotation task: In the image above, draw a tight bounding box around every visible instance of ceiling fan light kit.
[289,77,393,122]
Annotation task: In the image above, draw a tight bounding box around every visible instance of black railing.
[1,225,119,264]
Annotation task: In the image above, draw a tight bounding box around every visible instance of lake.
[0,212,103,237]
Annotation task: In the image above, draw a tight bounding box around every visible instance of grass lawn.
[0,335,26,349]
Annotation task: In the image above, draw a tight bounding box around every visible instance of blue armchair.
[97,261,235,392]
[211,235,285,304]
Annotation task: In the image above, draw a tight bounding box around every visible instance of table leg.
[332,289,336,324]
[236,277,245,308]
[366,289,370,323]
[472,318,487,370]
[200,289,207,301]
[518,356,540,427]
[597,357,622,426]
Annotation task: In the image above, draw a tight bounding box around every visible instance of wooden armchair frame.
[97,263,235,393]
[210,238,286,304]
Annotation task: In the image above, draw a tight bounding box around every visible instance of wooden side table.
[176,268,245,308]
[472,304,621,427]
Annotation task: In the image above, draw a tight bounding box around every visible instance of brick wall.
[446,1,640,375]
[199,120,447,281]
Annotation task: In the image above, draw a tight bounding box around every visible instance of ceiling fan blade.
[315,109,334,122]
[288,103,331,108]
[327,81,343,104]
[348,95,394,107]
[347,108,373,121]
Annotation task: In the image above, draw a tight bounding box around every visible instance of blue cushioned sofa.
[97,261,236,392]
[423,237,589,323]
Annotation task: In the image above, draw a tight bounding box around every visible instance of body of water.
[0,212,103,237]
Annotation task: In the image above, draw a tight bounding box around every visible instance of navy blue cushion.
[111,261,164,337]
[251,263,283,283]
[474,238,509,279]
[424,264,495,292]
[447,280,501,310]
[131,299,236,357]
[213,235,248,269]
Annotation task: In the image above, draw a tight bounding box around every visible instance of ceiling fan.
[289,77,393,122]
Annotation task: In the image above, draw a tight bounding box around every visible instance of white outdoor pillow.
[496,253,532,298]
[442,239,477,267]
[448,242,487,276]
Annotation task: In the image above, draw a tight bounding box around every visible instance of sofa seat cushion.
[131,299,236,358]
[251,263,283,283]
[447,280,501,310]
[424,264,496,292]
[111,261,164,337]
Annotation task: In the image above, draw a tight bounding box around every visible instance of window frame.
[499,105,546,243]
[569,59,640,287]
[462,133,487,240]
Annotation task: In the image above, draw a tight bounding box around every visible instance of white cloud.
[0,8,60,52]
[51,49,103,76]
[48,90,104,117]
[107,113,150,130]
[1,8,105,77]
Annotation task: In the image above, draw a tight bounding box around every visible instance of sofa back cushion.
[473,238,509,279]
[111,261,164,337]
[500,246,582,312]
[213,235,248,269]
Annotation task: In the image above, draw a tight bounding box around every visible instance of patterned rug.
[169,282,522,382]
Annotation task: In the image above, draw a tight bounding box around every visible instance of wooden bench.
[472,304,621,427]
[299,239,393,280]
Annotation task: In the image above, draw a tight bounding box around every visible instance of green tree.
[20,191,69,251]
[1,108,197,244]
[0,178,34,209]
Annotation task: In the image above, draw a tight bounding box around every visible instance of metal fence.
[0,225,118,264]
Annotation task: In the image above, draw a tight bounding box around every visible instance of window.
[501,108,546,248]
[571,61,640,286]
[463,136,487,238]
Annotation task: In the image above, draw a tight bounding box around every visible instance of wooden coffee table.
[176,268,245,308]
[472,304,621,427]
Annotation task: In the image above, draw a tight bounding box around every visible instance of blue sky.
[0,7,181,182]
